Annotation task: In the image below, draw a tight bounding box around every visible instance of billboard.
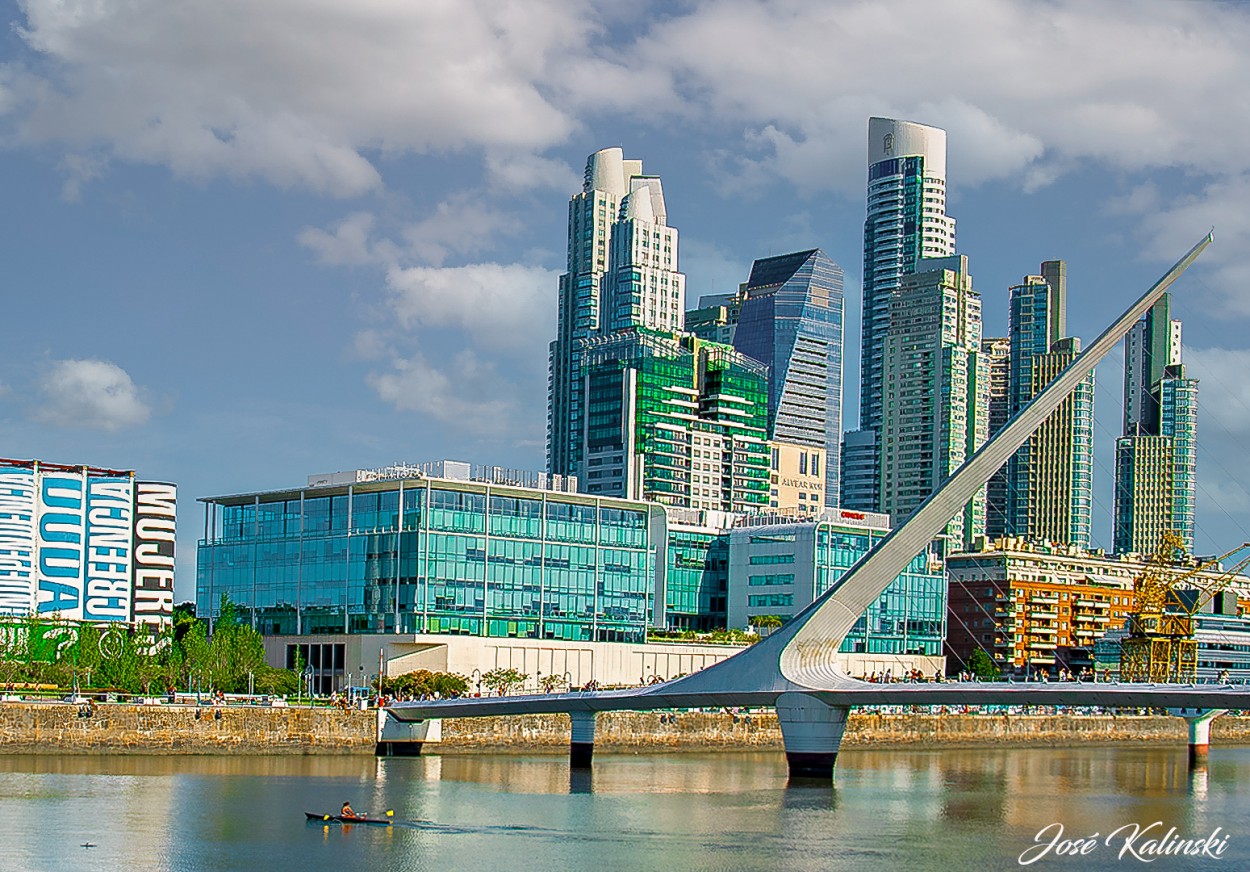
[0,461,175,627]
[83,475,134,622]
[0,468,36,614]
[36,470,86,620]
[133,482,177,628]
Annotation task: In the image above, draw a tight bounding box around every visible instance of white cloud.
[366,349,525,438]
[36,359,151,431]
[383,262,557,352]
[7,0,593,195]
[484,152,579,194]
[9,0,1250,208]
[298,212,394,267]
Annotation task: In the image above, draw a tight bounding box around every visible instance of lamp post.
[248,671,254,697]
[471,668,482,698]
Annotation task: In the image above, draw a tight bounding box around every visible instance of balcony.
[1030,609,1059,619]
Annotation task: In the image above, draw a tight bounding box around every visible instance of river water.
[1,746,1246,871]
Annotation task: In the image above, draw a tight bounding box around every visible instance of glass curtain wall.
[198,483,653,643]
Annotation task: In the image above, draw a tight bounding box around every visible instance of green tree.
[968,648,1000,680]
[481,667,527,696]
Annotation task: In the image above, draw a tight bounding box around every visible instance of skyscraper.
[731,249,845,510]
[877,255,986,545]
[579,330,769,513]
[1114,294,1197,553]
[981,336,1011,540]
[1003,261,1094,547]
[548,148,684,480]
[857,118,956,509]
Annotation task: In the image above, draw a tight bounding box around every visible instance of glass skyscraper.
[731,249,845,509]
[548,148,684,480]
[877,255,987,545]
[579,329,770,514]
[856,118,956,510]
[1115,294,1198,553]
[1003,261,1094,547]
[197,470,659,644]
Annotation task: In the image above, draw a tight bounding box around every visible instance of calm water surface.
[1,746,1246,871]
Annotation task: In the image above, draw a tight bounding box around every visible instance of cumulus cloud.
[6,0,593,195]
[36,359,151,431]
[383,262,556,350]
[366,349,525,438]
[8,0,1250,210]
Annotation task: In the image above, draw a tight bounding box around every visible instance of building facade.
[1004,262,1095,547]
[727,511,946,675]
[858,117,957,509]
[662,508,733,631]
[731,249,846,510]
[982,336,1011,540]
[1114,294,1198,553]
[548,148,684,480]
[946,537,1250,675]
[580,330,770,514]
[197,465,662,645]
[0,458,175,629]
[877,254,987,545]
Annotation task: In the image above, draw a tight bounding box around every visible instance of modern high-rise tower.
[1114,294,1197,553]
[547,148,684,479]
[1003,261,1094,547]
[731,249,845,510]
[877,255,987,545]
[981,336,1011,540]
[856,117,956,510]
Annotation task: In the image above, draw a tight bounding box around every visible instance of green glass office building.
[197,468,661,643]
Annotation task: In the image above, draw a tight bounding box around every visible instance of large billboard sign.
[84,475,134,622]
[36,470,86,620]
[133,482,177,628]
[0,468,36,614]
[0,460,176,629]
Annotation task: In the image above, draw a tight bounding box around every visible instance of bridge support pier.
[776,692,849,781]
[570,711,596,768]
[1170,707,1227,767]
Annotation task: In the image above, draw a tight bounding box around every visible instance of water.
[1,746,1246,871]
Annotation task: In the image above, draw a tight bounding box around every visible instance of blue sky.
[2,0,1250,602]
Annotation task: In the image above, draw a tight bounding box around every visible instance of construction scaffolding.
[1120,532,1250,683]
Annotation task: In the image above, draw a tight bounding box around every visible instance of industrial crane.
[1119,532,1250,683]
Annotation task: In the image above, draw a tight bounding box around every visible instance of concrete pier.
[569,710,596,768]
[776,693,849,780]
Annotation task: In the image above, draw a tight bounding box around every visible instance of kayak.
[305,811,393,825]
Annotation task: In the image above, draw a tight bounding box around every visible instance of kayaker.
[341,801,357,819]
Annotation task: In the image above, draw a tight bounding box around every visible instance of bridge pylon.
[1168,707,1227,767]
[570,710,596,768]
[776,693,850,780]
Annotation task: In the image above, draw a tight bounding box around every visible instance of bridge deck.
[386,681,1250,721]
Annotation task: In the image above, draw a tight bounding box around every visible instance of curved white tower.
[852,118,956,510]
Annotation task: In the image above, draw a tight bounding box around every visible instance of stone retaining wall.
[3,703,1249,754]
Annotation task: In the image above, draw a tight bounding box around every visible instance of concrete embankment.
[3,703,1250,754]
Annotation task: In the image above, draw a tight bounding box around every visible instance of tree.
[968,648,1000,680]
[481,667,527,696]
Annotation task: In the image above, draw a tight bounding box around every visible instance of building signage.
[1,460,175,629]
[132,482,177,627]
[36,471,85,618]
[83,475,133,622]
[0,469,36,613]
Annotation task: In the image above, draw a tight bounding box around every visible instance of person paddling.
[341,801,358,820]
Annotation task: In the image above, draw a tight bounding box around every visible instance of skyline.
[2,1,1249,601]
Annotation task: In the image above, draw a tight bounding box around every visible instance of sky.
[2,0,1250,603]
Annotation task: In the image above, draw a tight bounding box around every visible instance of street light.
[471,668,482,697]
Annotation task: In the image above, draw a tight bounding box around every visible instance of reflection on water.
[2,746,1249,871]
